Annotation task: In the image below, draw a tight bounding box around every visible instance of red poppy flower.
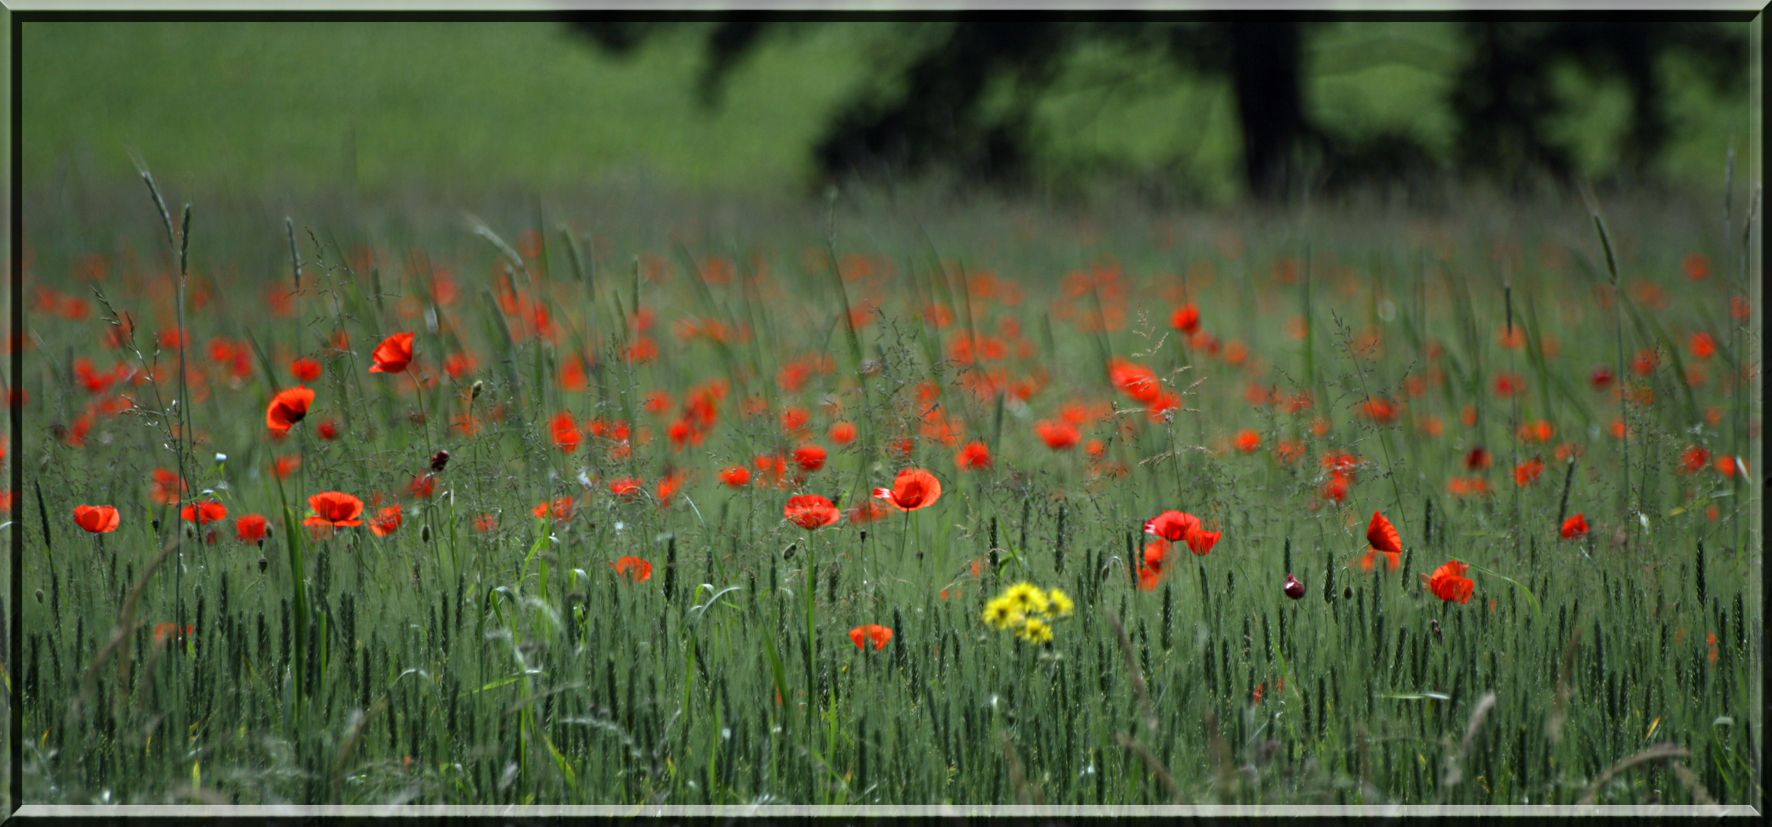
[234,513,268,543]
[1359,398,1399,424]
[873,468,942,511]
[73,504,120,534]
[369,505,404,537]
[752,454,787,487]
[1560,513,1588,540]
[1679,446,1711,475]
[609,478,643,500]
[1683,253,1710,280]
[1035,419,1080,450]
[1423,560,1474,604]
[291,357,322,382]
[1107,358,1161,404]
[407,473,436,500]
[780,407,811,435]
[533,497,573,521]
[181,500,227,526]
[1170,522,1212,555]
[1514,458,1544,487]
[1367,511,1402,555]
[550,411,583,453]
[1274,439,1304,464]
[266,386,315,433]
[368,332,415,374]
[1464,447,1491,470]
[784,494,841,530]
[1170,303,1201,335]
[792,444,827,472]
[612,555,652,583]
[1137,539,1170,590]
[656,474,684,507]
[315,418,340,441]
[830,421,857,444]
[720,466,751,487]
[1689,332,1717,360]
[1234,429,1260,453]
[954,441,992,471]
[1320,475,1348,504]
[1144,510,1202,542]
[1493,372,1525,398]
[642,390,672,415]
[1589,365,1614,390]
[473,513,497,533]
[848,624,893,651]
[304,491,365,528]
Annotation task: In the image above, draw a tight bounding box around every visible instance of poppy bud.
[421,525,433,543]
[430,450,450,473]
[152,518,160,530]
[257,557,269,572]
[1283,573,1305,600]
[257,538,264,550]
[859,529,867,542]
[783,543,797,560]
[1342,585,1353,601]
[471,380,484,400]
[34,589,43,604]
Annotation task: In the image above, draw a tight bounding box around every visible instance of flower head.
[1423,560,1474,604]
[234,513,268,543]
[368,332,415,374]
[612,555,652,583]
[784,494,841,530]
[73,504,120,534]
[369,505,404,537]
[848,624,893,651]
[1560,513,1588,540]
[180,500,227,526]
[303,491,365,528]
[954,440,992,471]
[1366,510,1402,554]
[266,386,315,433]
[873,468,942,511]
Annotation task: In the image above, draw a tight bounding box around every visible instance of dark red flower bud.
[1283,573,1305,600]
[430,450,450,474]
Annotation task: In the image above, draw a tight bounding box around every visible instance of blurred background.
[19,18,1758,206]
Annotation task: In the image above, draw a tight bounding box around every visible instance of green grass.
[20,20,1752,201]
[10,175,1760,806]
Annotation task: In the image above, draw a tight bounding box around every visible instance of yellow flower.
[1004,581,1048,615]
[1045,588,1074,619]
[1016,616,1054,644]
[981,597,1021,630]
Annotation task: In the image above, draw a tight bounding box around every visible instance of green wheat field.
[8,18,1762,810]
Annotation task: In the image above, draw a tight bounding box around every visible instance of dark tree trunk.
[1226,22,1308,200]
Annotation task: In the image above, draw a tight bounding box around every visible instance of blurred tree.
[1449,22,1747,190]
[574,20,1746,200]
[574,21,1331,199]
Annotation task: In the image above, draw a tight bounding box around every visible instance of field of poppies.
[8,177,1761,807]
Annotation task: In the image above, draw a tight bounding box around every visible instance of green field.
[10,172,1761,806]
[8,16,1762,812]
